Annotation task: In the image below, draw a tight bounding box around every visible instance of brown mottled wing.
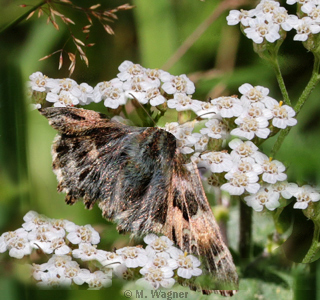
[163,161,238,295]
[39,107,176,233]
[39,107,238,295]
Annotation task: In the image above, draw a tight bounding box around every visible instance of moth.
[39,107,238,296]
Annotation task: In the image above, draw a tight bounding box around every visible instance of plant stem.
[271,55,320,157]
[239,199,252,263]
[0,1,46,35]
[271,57,291,106]
[302,223,320,264]
[294,55,320,114]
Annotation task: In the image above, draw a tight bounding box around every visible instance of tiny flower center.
[263,161,278,174]
[246,88,263,102]
[257,193,269,205]
[174,77,187,93]
[238,161,252,173]
[248,106,263,118]
[296,193,311,203]
[128,64,144,76]
[230,173,249,187]
[297,24,310,35]
[152,238,169,252]
[240,117,259,132]
[145,267,164,282]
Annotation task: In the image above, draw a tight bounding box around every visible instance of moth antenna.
[177,110,216,127]
[129,93,156,126]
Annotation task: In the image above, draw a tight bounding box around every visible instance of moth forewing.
[163,161,238,293]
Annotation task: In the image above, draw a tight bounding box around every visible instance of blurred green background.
[1,0,320,299]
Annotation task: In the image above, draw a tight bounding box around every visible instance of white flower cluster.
[28,61,201,111]
[163,81,320,212]
[227,0,320,43]
[0,211,202,290]
[28,59,318,212]
[164,83,297,156]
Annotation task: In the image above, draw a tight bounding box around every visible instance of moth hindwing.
[39,107,238,295]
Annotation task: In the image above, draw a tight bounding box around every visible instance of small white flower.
[66,224,100,245]
[72,243,106,261]
[244,17,281,44]
[145,252,178,270]
[232,116,270,140]
[37,271,71,288]
[86,270,112,290]
[117,60,145,81]
[145,68,170,87]
[243,103,272,120]
[46,90,79,107]
[145,87,166,106]
[50,218,67,238]
[264,99,297,129]
[28,225,56,254]
[137,266,175,289]
[226,9,256,26]
[46,254,73,272]
[200,151,233,173]
[78,83,94,105]
[22,211,50,231]
[271,7,298,31]
[256,0,280,15]
[98,251,123,269]
[123,76,149,104]
[211,96,243,118]
[221,171,260,195]
[167,93,201,112]
[50,237,71,255]
[103,86,127,109]
[195,101,217,119]
[161,74,195,95]
[63,264,91,285]
[164,122,181,135]
[239,83,272,107]
[93,78,123,103]
[302,3,320,23]
[0,228,28,253]
[116,246,148,268]
[8,236,33,259]
[232,157,263,175]
[291,185,320,209]
[255,155,287,184]
[46,78,81,98]
[144,234,174,256]
[169,248,202,279]
[28,72,50,92]
[244,186,280,211]
[293,17,320,41]
[229,138,260,162]
[31,263,48,281]
[200,118,228,139]
[194,134,209,152]
[270,181,298,199]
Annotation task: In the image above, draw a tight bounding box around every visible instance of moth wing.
[163,161,238,294]
[40,107,176,234]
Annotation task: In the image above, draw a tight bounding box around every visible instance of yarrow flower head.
[244,185,280,211]
[289,185,320,209]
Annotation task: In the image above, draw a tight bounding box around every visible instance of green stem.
[271,58,291,106]
[239,199,252,263]
[294,55,320,114]
[271,55,320,157]
[302,223,320,264]
[0,1,46,35]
